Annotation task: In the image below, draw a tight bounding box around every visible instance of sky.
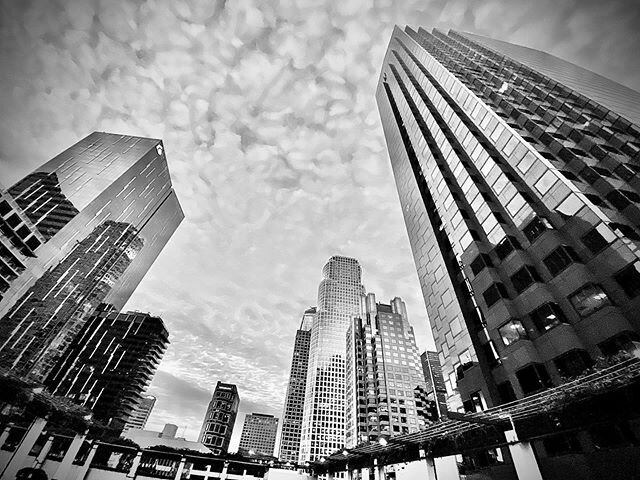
[1,0,639,451]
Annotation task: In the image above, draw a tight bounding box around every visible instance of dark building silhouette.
[420,350,447,418]
[0,132,183,382]
[44,304,169,433]
[377,26,640,414]
[279,307,314,463]
[199,382,240,455]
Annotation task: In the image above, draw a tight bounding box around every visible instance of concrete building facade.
[199,381,240,455]
[239,413,279,457]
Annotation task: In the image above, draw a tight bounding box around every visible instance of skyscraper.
[345,294,433,448]
[124,394,157,432]
[279,307,315,463]
[299,256,365,462]
[420,350,447,418]
[44,304,169,433]
[377,27,640,412]
[238,413,279,457]
[199,381,239,455]
[0,132,183,382]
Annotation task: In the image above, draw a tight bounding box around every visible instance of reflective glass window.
[543,246,580,277]
[568,283,612,317]
[510,265,542,294]
[614,262,640,297]
[534,171,558,195]
[530,303,567,332]
[498,319,528,346]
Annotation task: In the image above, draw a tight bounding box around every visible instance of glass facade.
[345,294,433,448]
[238,413,279,457]
[44,304,169,433]
[279,307,315,463]
[0,132,184,381]
[199,381,240,455]
[377,27,640,412]
[299,256,365,462]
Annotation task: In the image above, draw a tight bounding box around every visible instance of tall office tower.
[345,294,432,448]
[199,381,240,455]
[377,27,640,413]
[44,304,169,432]
[420,351,448,418]
[238,413,279,457]
[299,256,365,462]
[279,307,315,463]
[0,132,183,382]
[124,395,157,432]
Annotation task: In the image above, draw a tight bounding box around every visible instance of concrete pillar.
[33,434,55,468]
[416,458,437,479]
[328,472,335,480]
[434,455,460,480]
[0,424,13,449]
[220,461,229,480]
[204,464,211,480]
[127,451,143,478]
[505,430,543,480]
[74,442,98,480]
[373,459,384,480]
[0,416,47,480]
[360,467,370,480]
[52,432,87,480]
[174,456,187,480]
[346,465,353,480]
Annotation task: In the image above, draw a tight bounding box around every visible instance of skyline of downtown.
[2,0,640,453]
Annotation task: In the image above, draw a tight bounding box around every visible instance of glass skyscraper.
[299,256,365,462]
[377,27,640,413]
[345,294,432,448]
[279,307,315,463]
[0,132,184,381]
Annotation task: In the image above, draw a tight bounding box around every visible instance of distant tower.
[377,26,640,413]
[123,395,157,432]
[239,413,279,457]
[420,351,448,418]
[0,132,183,382]
[299,256,365,462]
[279,307,315,462]
[199,382,240,455]
[345,294,434,448]
[44,304,169,433]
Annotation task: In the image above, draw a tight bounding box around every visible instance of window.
[497,381,517,403]
[530,303,567,332]
[498,319,528,346]
[534,170,557,194]
[581,224,614,253]
[554,350,593,378]
[523,216,552,242]
[469,254,493,275]
[543,245,580,276]
[614,262,640,297]
[516,364,552,394]
[482,283,509,308]
[599,331,640,356]
[510,265,541,293]
[568,283,612,317]
[494,236,521,260]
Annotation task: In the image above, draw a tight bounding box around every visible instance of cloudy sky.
[1,0,639,450]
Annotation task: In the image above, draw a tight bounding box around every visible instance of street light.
[378,437,388,447]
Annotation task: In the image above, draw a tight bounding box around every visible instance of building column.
[127,451,143,478]
[0,416,47,480]
[0,424,13,449]
[416,457,437,479]
[360,466,370,480]
[434,455,460,480]
[33,434,55,468]
[505,430,543,480]
[345,464,353,480]
[174,456,187,480]
[74,442,98,480]
[52,432,87,480]
[328,471,335,480]
[220,461,229,480]
[373,459,384,480]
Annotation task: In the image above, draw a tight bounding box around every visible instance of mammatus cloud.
[1,0,639,448]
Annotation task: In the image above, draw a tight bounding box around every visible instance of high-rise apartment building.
[0,132,183,382]
[377,27,640,413]
[420,350,447,418]
[199,382,240,455]
[44,304,169,433]
[279,307,315,463]
[124,395,157,432]
[238,413,279,457]
[299,256,365,462]
[345,294,433,448]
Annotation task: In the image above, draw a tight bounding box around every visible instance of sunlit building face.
[377,27,640,413]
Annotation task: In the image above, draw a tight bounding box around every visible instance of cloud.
[1,0,639,450]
